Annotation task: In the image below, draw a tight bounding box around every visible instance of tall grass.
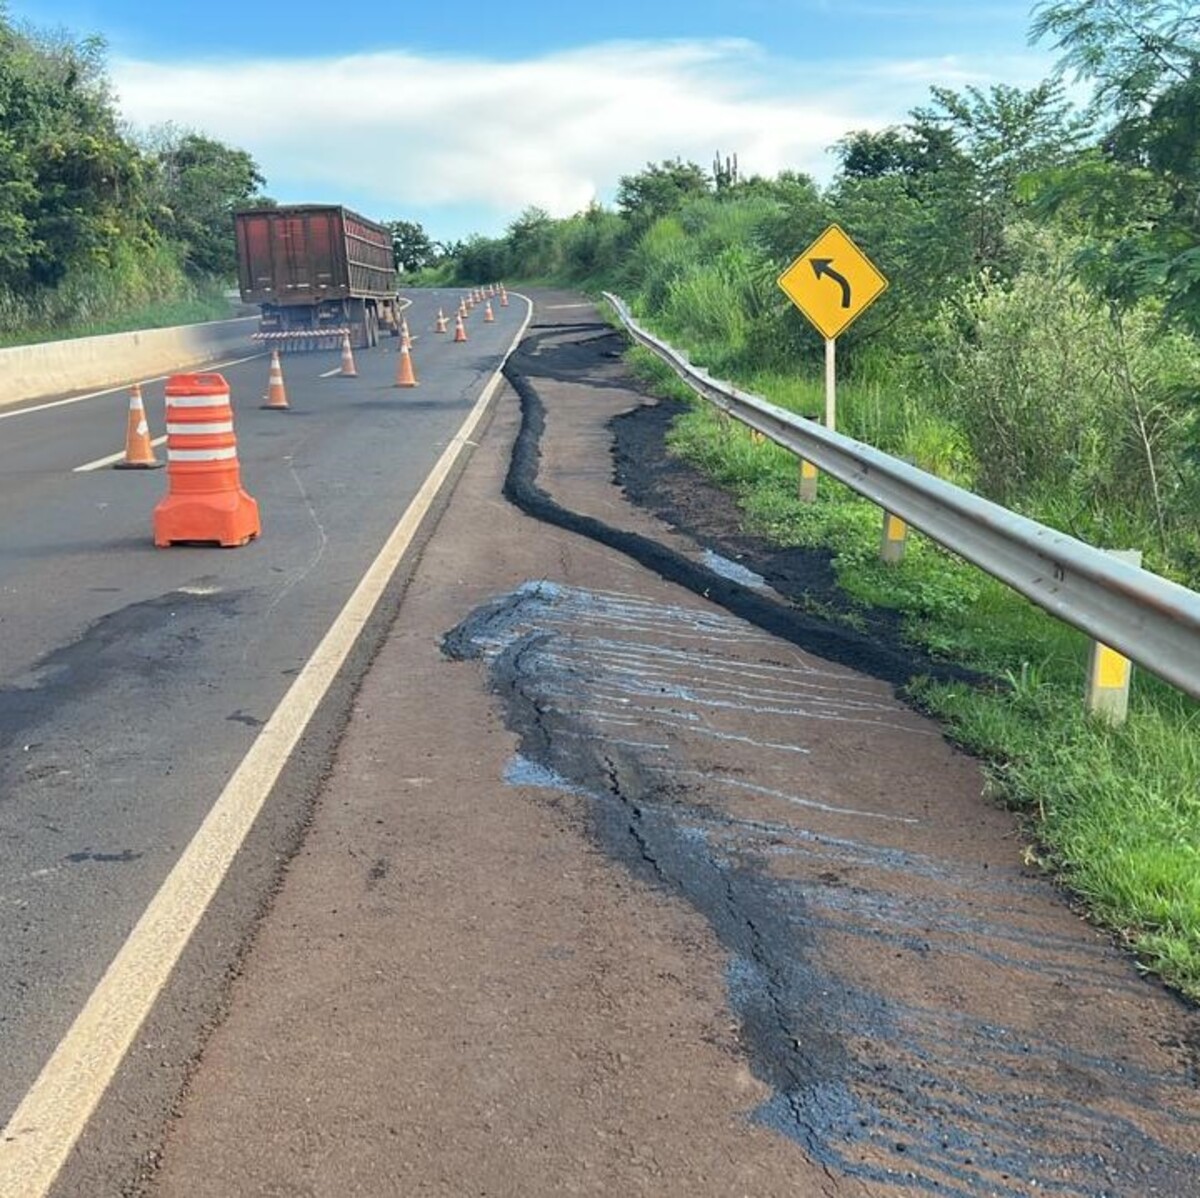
[0,241,232,346]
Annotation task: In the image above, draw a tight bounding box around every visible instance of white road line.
[318,366,342,378]
[74,437,168,473]
[0,293,533,1198]
[0,353,267,421]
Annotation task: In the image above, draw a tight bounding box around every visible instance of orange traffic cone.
[394,341,418,387]
[114,383,162,469]
[339,332,358,377]
[435,308,448,333]
[484,301,495,323]
[453,313,468,343]
[401,316,411,349]
[262,350,289,410]
[153,372,260,547]
[500,286,509,308]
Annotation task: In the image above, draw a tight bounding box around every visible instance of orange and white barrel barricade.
[153,372,260,548]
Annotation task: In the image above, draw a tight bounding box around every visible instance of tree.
[616,159,710,228]
[504,206,556,277]
[0,17,154,288]
[1031,1,1200,115]
[835,125,962,187]
[386,219,434,272]
[149,130,267,277]
[456,234,508,285]
[910,82,1090,270]
[1032,1,1200,326]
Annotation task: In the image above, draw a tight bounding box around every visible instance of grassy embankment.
[609,285,1200,1003]
[0,246,233,348]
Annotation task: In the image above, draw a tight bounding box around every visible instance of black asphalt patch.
[500,326,967,691]
[0,588,245,780]
[444,580,1200,1197]
[441,314,1200,1196]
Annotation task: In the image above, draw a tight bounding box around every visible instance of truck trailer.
[234,205,402,350]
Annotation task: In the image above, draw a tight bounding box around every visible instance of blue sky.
[11,1,1052,242]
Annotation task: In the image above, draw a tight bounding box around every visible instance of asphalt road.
[0,290,519,1126]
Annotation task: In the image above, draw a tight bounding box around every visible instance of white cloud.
[110,39,1051,236]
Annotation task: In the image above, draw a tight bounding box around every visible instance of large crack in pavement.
[499,325,972,691]
[439,319,1200,1196]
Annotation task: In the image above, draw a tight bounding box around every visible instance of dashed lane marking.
[73,437,168,473]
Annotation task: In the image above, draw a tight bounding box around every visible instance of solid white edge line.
[0,292,533,1198]
[74,437,169,473]
[0,353,266,422]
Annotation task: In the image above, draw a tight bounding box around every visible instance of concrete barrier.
[0,316,260,409]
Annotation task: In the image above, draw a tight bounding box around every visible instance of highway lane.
[0,289,517,1125]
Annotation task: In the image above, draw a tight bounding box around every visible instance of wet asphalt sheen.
[0,291,518,1124]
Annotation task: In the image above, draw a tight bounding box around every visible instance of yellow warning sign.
[777,224,888,340]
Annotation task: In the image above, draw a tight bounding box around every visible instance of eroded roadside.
[146,293,1200,1198]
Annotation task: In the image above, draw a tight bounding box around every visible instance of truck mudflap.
[251,326,351,353]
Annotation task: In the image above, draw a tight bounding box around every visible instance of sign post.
[825,337,836,432]
[777,224,888,496]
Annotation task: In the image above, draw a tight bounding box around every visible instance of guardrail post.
[879,511,908,564]
[1085,549,1142,725]
[798,459,818,503]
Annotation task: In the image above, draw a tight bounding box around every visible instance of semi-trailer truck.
[234,205,402,350]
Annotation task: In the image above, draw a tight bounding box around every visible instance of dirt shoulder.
[143,292,1200,1198]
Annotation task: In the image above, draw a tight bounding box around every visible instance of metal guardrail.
[604,292,1200,702]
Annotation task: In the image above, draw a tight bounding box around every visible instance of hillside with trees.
[0,10,270,343]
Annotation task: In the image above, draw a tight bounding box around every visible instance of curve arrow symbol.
[810,258,852,309]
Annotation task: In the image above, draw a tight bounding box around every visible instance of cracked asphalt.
[135,293,1200,1198]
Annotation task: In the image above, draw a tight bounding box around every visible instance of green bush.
[924,224,1200,577]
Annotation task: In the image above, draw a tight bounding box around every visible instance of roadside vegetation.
[0,11,269,344]
[0,7,450,344]
[434,1,1200,999]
